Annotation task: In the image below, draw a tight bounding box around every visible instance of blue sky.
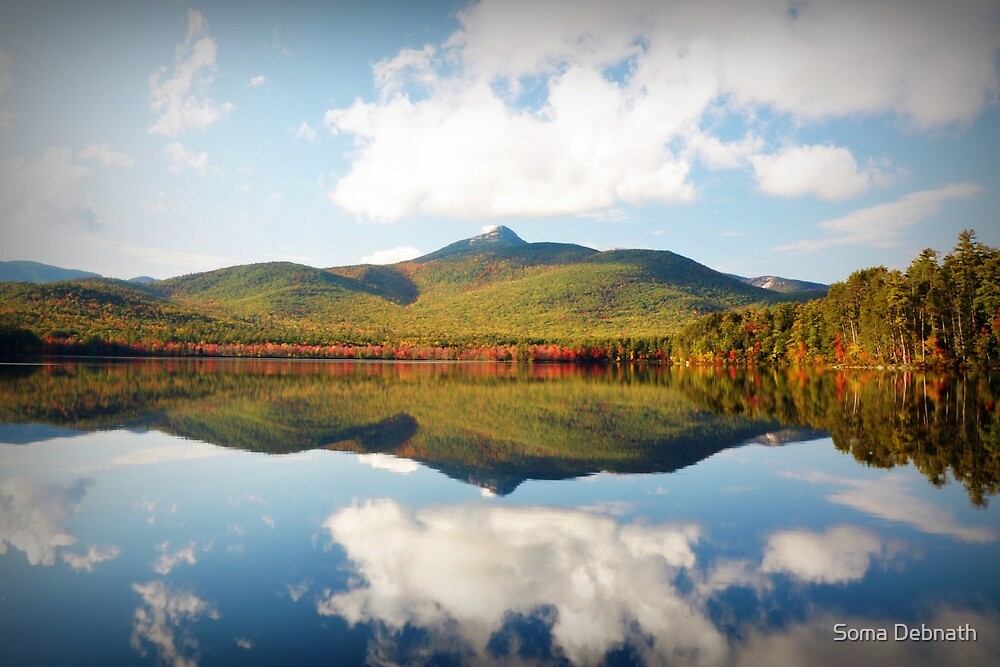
[1,0,998,283]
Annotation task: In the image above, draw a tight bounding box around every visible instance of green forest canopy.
[1,230,998,366]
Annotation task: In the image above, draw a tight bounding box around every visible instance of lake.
[1,359,998,666]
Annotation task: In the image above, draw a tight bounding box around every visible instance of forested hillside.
[0,227,781,358]
[2,228,995,366]
[675,231,1000,367]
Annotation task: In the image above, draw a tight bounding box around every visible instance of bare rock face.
[469,226,527,246]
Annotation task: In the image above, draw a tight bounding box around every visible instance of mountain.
[156,226,779,341]
[1,227,810,349]
[0,260,101,283]
[419,225,530,260]
[739,275,828,294]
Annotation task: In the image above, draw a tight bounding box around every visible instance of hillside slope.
[1,226,801,348]
[0,260,101,283]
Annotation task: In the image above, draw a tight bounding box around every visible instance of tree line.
[673,230,1000,367]
[2,230,998,367]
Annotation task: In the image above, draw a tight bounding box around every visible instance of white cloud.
[148,9,234,136]
[326,66,696,222]
[713,0,1000,129]
[268,190,283,203]
[372,44,438,97]
[78,143,134,167]
[152,541,198,575]
[318,500,721,666]
[131,581,219,667]
[751,144,897,201]
[249,74,267,87]
[689,132,764,170]
[165,142,209,174]
[261,514,275,529]
[294,121,317,142]
[63,544,121,572]
[0,477,88,566]
[761,525,886,584]
[359,246,422,265]
[776,183,983,252]
[0,147,96,230]
[324,0,1000,222]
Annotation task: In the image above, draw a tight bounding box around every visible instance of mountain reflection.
[1,360,998,503]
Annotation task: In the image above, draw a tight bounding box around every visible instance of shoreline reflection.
[2,361,997,503]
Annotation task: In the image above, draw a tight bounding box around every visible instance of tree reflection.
[671,367,1000,506]
[1,361,998,504]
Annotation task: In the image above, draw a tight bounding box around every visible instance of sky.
[0,0,998,283]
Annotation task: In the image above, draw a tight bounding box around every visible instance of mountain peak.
[416,225,529,261]
[470,225,526,245]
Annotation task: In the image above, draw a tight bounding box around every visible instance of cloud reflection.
[761,525,887,584]
[784,471,997,543]
[319,500,722,666]
[62,544,121,572]
[356,453,420,474]
[733,608,1000,667]
[131,580,220,667]
[153,541,198,575]
[0,477,89,566]
[286,580,310,603]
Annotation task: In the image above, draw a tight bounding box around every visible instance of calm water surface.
[1,359,998,666]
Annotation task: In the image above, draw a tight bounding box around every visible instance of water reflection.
[62,544,120,572]
[153,542,199,576]
[759,526,889,584]
[731,609,1000,667]
[1,361,998,503]
[318,500,993,666]
[319,500,721,666]
[784,470,997,543]
[1,360,998,666]
[0,477,89,566]
[130,581,219,667]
